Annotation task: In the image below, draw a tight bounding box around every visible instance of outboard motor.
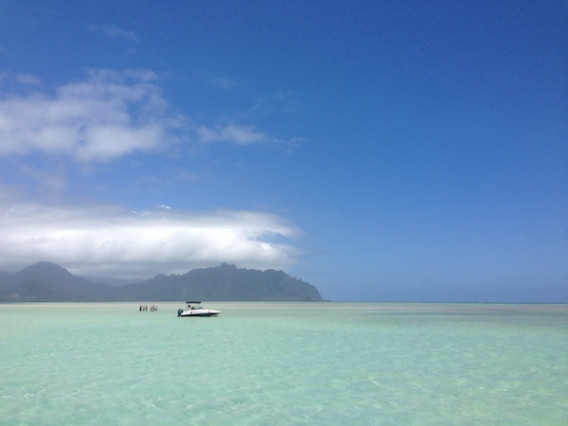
[177,308,183,317]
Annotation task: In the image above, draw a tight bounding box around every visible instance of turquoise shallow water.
[1,302,567,425]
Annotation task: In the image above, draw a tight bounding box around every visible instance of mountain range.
[0,262,324,302]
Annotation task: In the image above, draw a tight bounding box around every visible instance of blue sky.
[1,0,566,301]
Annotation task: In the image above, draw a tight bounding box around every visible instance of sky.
[0,0,566,302]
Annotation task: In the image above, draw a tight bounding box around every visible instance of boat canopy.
[186,301,201,304]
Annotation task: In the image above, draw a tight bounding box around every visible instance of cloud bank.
[0,202,301,280]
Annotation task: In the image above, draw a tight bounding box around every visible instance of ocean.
[1,302,567,425]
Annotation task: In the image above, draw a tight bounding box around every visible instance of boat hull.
[179,309,220,317]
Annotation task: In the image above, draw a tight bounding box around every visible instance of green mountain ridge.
[0,262,324,302]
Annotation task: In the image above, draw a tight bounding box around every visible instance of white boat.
[177,301,221,317]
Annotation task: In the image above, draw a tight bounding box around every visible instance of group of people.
[139,305,158,312]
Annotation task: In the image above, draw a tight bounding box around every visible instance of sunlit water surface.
[1,302,567,425]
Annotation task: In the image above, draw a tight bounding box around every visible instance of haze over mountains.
[0,262,324,302]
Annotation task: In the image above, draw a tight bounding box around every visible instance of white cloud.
[197,123,267,145]
[91,25,139,42]
[210,76,238,90]
[250,90,302,116]
[0,69,301,163]
[15,74,42,87]
[0,202,302,280]
[0,69,183,161]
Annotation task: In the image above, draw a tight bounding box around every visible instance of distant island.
[0,262,324,302]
